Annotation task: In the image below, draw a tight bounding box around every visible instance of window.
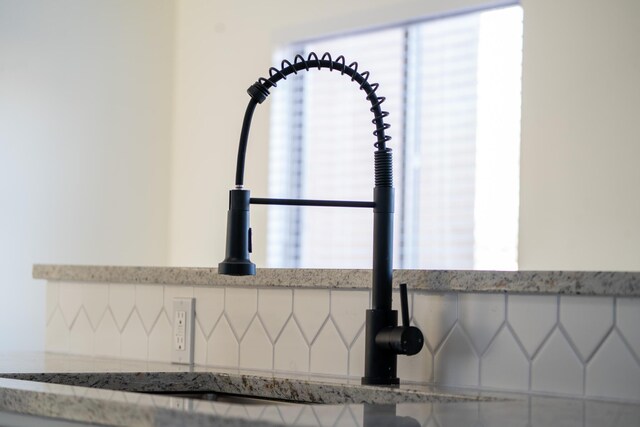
[267,5,523,270]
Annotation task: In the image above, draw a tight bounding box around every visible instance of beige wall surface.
[0,0,175,351]
[518,0,640,270]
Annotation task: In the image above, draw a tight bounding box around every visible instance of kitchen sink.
[148,391,302,405]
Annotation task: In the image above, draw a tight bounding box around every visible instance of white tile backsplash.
[560,296,614,361]
[274,318,309,373]
[147,310,172,363]
[616,298,640,358]
[257,289,292,342]
[585,331,640,400]
[310,319,348,376]
[207,315,238,368]
[45,281,640,402]
[120,310,148,361]
[507,294,557,357]
[46,308,69,353]
[94,310,120,358]
[58,282,83,328]
[531,328,584,395]
[193,287,225,337]
[69,308,94,356]
[458,294,505,355]
[330,290,369,345]
[481,326,529,390]
[134,285,164,334]
[433,324,479,387]
[108,284,135,331]
[239,317,273,371]
[413,293,457,351]
[224,288,257,339]
[45,281,60,324]
[81,283,108,330]
[293,289,330,344]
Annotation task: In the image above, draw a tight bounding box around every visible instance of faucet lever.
[400,283,410,328]
[374,283,424,356]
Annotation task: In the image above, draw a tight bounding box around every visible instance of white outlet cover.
[171,297,195,365]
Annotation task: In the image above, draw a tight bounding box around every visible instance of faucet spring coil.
[249,52,392,152]
[374,149,393,187]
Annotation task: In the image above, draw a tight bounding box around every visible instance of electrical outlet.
[171,297,195,365]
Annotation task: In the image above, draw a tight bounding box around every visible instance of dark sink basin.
[150,391,301,405]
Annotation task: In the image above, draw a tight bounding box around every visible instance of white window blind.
[268,5,522,270]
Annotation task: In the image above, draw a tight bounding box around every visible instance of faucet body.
[218,53,423,385]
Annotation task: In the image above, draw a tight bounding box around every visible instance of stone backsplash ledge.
[38,266,640,403]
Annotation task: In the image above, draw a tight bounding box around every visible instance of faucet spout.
[218,52,423,386]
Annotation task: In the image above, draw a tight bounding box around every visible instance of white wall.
[518,0,640,270]
[0,0,175,352]
[170,0,640,272]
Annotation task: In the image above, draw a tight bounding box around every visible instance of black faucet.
[218,52,423,386]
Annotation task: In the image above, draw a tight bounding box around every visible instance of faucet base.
[361,309,399,386]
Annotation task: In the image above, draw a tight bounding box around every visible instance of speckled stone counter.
[33,264,640,296]
[0,353,639,427]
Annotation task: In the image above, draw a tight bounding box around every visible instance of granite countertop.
[0,353,639,426]
[33,264,640,296]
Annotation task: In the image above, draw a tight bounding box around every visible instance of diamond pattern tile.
[348,327,366,378]
[586,330,640,401]
[45,280,640,402]
[69,308,94,356]
[330,290,368,345]
[413,292,457,351]
[94,310,120,358]
[434,324,479,387]
[616,297,640,358]
[240,317,273,371]
[508,294,557,357]
[531,328,583,395]
[193,321,208,366]
[135,285,164,334]
[310,319,348,376]
[481,326,529,391]
[458,293,505,355]
[46,307,69,353]
[59,282,83,327]
[293,289,330,343]
[560,296,613,361]
[46,282,60,324]
[225,288,258,339]
[81,284,109,331]
[207,315,239,368]
[148,311,172,363]
[258,289,293,342]
[120,310,148,361]
[398,342,432,384]
[194,287,224,337]
[109,284,135,331]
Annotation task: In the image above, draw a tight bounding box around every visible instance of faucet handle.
[374,283,424,356]
[399,283,410,329]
